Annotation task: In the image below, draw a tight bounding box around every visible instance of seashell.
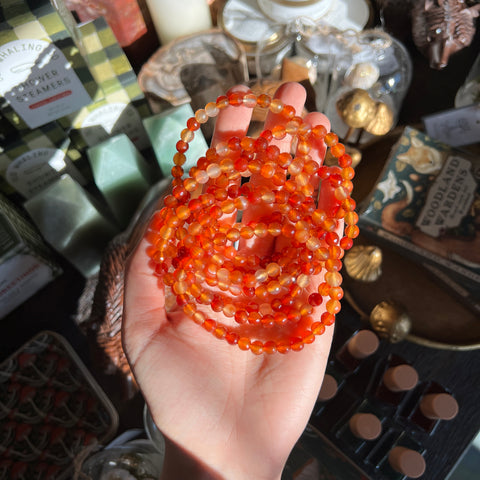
[365,101,394,135]
[369,300,412,343]
[344,62,380,90]
[344,245,383,282]
[336,88,377,128]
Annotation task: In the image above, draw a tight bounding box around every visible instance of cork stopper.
[346,330,379,359]
[383,364,419,392]
[318,374,338,402]
[388,446,426,478]
[420,393,459,421]
[348,413,382,440]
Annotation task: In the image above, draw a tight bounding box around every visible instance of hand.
[123,82,336,480]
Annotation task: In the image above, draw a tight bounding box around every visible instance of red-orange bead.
[238,337,251,351]
[147,93,356,354]
[311,322,326,335]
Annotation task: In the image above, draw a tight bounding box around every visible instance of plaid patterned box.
[0,0,98,130]
[58,17,152,154]
[0,193,61,319]
[0,121,88,200]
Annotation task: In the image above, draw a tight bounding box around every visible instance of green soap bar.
[143,104,208,177]
[87,134,153,229]
[24,175,119,277]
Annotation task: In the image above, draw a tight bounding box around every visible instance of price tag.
[423,104,480,147]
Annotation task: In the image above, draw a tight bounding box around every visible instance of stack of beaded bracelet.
[144,90,359,354]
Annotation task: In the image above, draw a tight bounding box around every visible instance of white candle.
[145,0,213,45]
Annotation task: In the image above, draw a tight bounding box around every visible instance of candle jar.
[257,0,335,23]
[145,0,213,45]
[218,0,294,78]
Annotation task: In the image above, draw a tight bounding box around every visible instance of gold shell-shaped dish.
[336,88,377,128]
[344,245,383,282]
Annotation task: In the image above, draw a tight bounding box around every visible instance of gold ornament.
[369,300,412,343]
[365,102,394,135]
[336,88,377,128]
[344,245,383,282]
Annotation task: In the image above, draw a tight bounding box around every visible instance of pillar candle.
[145,0,212,45]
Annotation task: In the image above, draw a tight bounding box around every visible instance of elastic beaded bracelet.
[144,90,359,355]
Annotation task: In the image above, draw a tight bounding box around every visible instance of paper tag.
[423,104,480,147]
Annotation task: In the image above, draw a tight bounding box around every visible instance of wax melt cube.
[24,175,119,277]
[87,134,154,229]
[143,104,208,177]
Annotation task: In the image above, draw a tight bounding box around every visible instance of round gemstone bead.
[144,90,358,354]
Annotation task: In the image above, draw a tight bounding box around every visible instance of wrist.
[159,437,284,480]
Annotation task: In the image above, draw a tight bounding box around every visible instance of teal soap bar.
[24,175,120,277]
[143,104,208,177]
[87,134,154,229]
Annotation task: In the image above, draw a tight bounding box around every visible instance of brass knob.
[370,300,412,343]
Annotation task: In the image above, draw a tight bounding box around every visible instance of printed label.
[416,155,476,237]
[80,102,150,150]
[0,39,92,128]
[6,148,85,199]
[0,254,54,319]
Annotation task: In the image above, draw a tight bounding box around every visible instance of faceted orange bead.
[311,322,325,335]
[345,225,360,238]
[290,337,304,351]
[331,143,345,157]
[321,312,336,326]
[238,337,251,350]
[225,332,239,345]
[228,92,244,105]
[263,341,277,354]
[329,286,344,300]
[203,319,216,332]
[250,341,264,355]
[281,104,296,119]
[272,124,286,140]
[340,237,354,250]
[276,341,291,354]
[214,326,227,339]
[326,299,341,314]
[254,223,268,237]
[325,271,342,287]
[312,124,327,139]
[270,98,283,114]
[255,285,269,300]
[338,153,352,167]
[216,95,229,109]
[243,93,257,108]
[324,132,338,147]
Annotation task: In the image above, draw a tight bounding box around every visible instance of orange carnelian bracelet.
[144,90,359,354]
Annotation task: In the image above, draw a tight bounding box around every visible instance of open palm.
[123,83,337,480]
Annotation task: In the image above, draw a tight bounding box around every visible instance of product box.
[359,127,480,290]
[0,121,87,200]
[58,16,152,155]
[0,193,61,319]
[0,0,98,130]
